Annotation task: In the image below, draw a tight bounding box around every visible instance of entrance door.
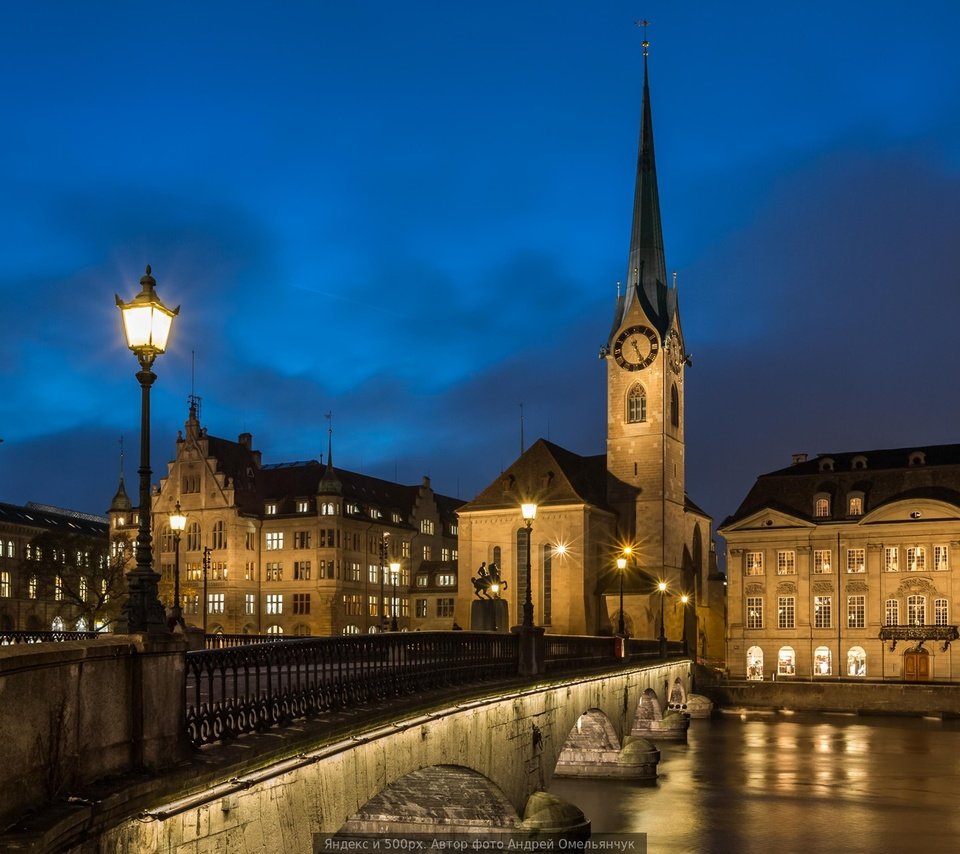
[904,649,930,682]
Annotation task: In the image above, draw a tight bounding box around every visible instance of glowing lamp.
[116,265,179,359]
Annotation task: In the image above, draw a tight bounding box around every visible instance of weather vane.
[635,18,651,57]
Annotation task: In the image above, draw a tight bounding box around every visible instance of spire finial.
[119,435,125,483]
[324,411,334,468]
[635,18,650,57]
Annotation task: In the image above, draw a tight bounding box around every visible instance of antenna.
[119,436,125,482]
[324,411,333,467]
[635,18,651,57]
[520,403,525,456]
[616,280,621,298]
[672,271,678,289]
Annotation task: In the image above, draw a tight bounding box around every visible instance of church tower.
[603,39,687,581]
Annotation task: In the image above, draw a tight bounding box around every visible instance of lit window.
[368,596,379,616]
[79,576,88,601]
[0,572,9,598]
[266,593,283,615]
[346,502,359,514]
[436,598,455,618]
[935,598,949,626]
[814,497,830,518]
[777,596,795,629]
[392,513,402,524]
[441,547,451,561]
[846,548,865,573]
[54,575,63,601]
[265,532,284,550]
[777,551,796,575]
[184,594,200,615]
[342,625,360,635]
[402,540,411,558]
[813,550,832,574]
[450,523,459,536]
[746,646,763,680]
[848,496,863,516]
[847,646,866,676]
[28,575,37,599]
[51,616,65,632]
[907,595,925,626]
[343,594,362,616]
[415,599,428,618]
[777,646,795,676]
[296,499,309,513]
[423,545,433,560]
[211,561,227,580]
[884,547,899,572]
[745,552,763,576]
[746,596,763,629]
[368,564,379,584]
[416,574,429,587]
[437,573,456,587]
[266,562,283,581]
[266,624,283,635]
[907,547,925,572]
[369,507,382,519]
[814,646,832,676]
[884,598,900,626]
[420,520,435,535]
[847,595,865,629]
[320,502,337,516]
[935,545,949,571]
[245,594,256,615]
[208,593,225,614]
[265,503,277,515]
[627,384,647,423]
[814,596,832,628]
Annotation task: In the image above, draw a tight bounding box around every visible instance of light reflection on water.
[549,712,960,854]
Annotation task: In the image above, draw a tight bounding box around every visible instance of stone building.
[456,49,725,657]
[109,403,462,636]
[0,500,119,632]
[719,445,960,682]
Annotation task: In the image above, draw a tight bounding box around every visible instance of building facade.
[456,49,725,658]
[720,445,960,682]
[110,404,462,636]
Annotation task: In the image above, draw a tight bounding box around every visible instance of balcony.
[879,624,959,651]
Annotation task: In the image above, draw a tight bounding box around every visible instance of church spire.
[109,436,133,512]
[622,26,670,333]
[318,411,342,495]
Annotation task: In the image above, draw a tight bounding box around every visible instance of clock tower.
[602,43,687,583]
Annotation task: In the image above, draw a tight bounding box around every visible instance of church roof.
[720,443,960,528]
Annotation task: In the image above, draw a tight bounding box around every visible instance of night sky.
[3,2,960,545]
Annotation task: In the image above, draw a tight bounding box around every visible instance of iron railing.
[0,630,101,645]
[185,630,520,747]
[626,637,685,660]
[544,634,620,672]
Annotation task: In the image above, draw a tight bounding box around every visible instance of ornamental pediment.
[812,581,833,594]
[861,497,960,525]
[744,582,764,596]
[719,507,814,534]
[895,577,940,597]
[776,582,797,594]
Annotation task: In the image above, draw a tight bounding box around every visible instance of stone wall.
[95,661,690,853]
[0,635,188,828]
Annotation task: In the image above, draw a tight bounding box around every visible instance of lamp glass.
[120,303,175,353]
[169,505,187,532]
[616,557,627,570]
[389,560,400,576]
[658,581,668,592]
[521,502,537,521]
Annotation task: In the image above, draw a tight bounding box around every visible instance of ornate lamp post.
[520,502,537,627]
[390,560,400,631]
[378,534,389,631]
[168,501,187,629]
[616,556,628,636]
[680,593,690,655]
[115,265,179,633]
[657,580,668,657]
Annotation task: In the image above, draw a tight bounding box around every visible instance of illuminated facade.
[110,403,461,636]
[720,446,960,682]
[456,50,725,656]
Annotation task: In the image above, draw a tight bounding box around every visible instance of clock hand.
[632,340,642,358]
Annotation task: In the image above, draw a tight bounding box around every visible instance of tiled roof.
[0,501,108,537]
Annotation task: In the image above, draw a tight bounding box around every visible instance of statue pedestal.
[470,598,509,632]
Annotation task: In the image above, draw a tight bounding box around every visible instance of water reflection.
[549,712,960,854]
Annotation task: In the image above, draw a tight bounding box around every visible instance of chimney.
[238,432,252,449]
[791,453,808,466]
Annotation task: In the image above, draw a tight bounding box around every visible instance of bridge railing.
[185,630,520,747]
[543,634,618,672]
[204,633,281,649]
[0,630,101,645]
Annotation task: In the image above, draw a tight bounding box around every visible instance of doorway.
[904,648,930,682]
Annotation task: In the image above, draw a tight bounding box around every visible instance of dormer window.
[296,499,309,513]
[814,496,831,518]
[909,451,926,466]
[848,495,864,516]
[265,502,277,515]
[819,458,834,473]
[851,455,868,470]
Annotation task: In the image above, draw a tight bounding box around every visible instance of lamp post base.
[512,624,546,676]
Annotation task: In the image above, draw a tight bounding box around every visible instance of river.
[549,711,960,854]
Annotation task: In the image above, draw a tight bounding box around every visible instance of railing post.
[514,625,546,676]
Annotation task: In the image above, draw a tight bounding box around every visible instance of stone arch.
[667,677,687,712]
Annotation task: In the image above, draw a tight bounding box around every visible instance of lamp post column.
[522,520,534,628]
[681,594,690,656]
[616,557,627,637]
[390,561,400,632]
[658,581,668,658]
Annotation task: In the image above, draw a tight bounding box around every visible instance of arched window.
[746,646,764,680]
[847,646,866,676]
[76,617,88,632]
[265,624,283,635]
[211,520,226,550]
[320,502,337,516]
[186,522,202,552]
[78,576,88,601]
[342,624,360,635]
[814,496,830,518]
[777,646,795,676]
[51,616,65,632]
[159,525,172,552]
[814,646,832,676]
[492,545,501,567]
[293,623,311,636]
[670,383,679,428]
[542,544,552,626]
[516,528,530,615]
[627,384,646,423]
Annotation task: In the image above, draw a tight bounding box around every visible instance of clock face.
[614,325,659,371]
[668,335,684,374]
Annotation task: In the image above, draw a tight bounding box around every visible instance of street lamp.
[680,593,690,656]
[115,265,179,633]
[520,502,537,628]
[616,556,627,636]
[657,580,668,657]
[378,534,389,631]
[390,560,400,631]
[168,501,187,630]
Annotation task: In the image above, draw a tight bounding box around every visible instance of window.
[415,599,428,618]
[294,561,311,580]
[450,523,459,536]
[848,496,863,516]
[293,593,311,615]
[423,545,433,560]
[211,520,226,550]
[266,562,283,581]
[777,646,795,676]
[441,548,451,561]
[266,594,283,615]
[846,548,865,573]
[266,624,283,635]
[28,575,37,599]
[265,532,284,550]
[814,646,832,676]
[907,547,925,572]
[346,502,359,515]
[847,646,866,676]
[184,594,200,615]
[884,547,899,572]
[670,383,679,428]
[296,499,309,513]
[348,562,362,582]
[813,550,832,574]
[627,384,647,423]
[420,520,435,535]
[182,473,200,493]
[0,572,9,597]
[368,596,379,617]
[402,540,411,558]
[320,502,337,516]
[746,597,763,629]
[451,548,459,562]
[5,540,14,558]
[437,573,456,587]
[369,507,382,519]
[54,575,63,601]
[343,595,362,616]
[745,552,763,576]
[437,598,455,618]
[543,544,552,626]
[907,595,925,626]
[935,545,949,571]
[885,599,900,626]
[368,564,380,584]
[847,595,865,629]
[814,596,832,628]
[814,497,830,518]
[187,522,202,552]
[211,561,227,580]
[51,616,65,632]
[245,530,256,550]
[245,594,256,615]
[294,531,312,549]
[342,625,360,635]
[265,503,277,515]
[777,596,795,629]
[245,562,255,580]
[208,593,225,614]
[777,551,796,575]
[935,598,949,626]
[159,525,173,552]
[416,574,429,587]
[78,575,88,601]
[746,646,763,680]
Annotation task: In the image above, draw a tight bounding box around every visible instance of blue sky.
[3,2,960,532]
